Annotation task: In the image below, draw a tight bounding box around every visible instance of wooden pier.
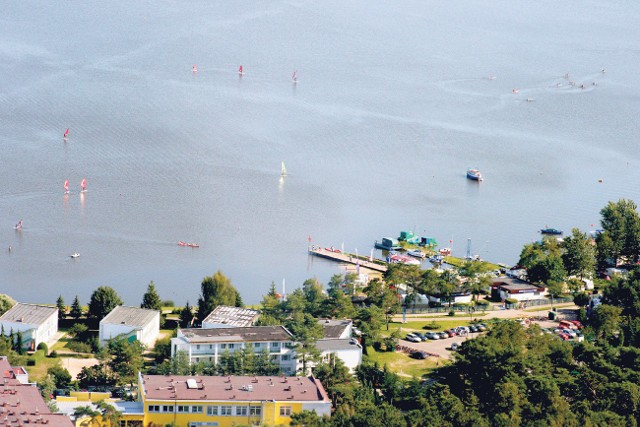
[308,246,388,273]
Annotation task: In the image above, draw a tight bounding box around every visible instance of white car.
[405,333,422,343]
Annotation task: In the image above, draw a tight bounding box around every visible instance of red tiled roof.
[0,385,74,426]
[141,375,330,403]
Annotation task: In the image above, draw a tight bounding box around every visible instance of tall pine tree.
[56,295,66,320]
[141,281,162,311]
[70,296,83,320]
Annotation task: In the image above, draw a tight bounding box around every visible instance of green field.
[364,346,442,378]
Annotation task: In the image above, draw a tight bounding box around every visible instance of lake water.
[1,1,639,306]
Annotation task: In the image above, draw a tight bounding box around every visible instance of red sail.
[239,65,243,74]
[81,178,86,190]
[63,128,69,138]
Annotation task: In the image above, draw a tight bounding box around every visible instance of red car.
[558,332,570,341]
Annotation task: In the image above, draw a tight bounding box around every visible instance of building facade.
[138,373,331,427]
[99,306,160,348]
[0,303,58,350]
[171,326,299,375]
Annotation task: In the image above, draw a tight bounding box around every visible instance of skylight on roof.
[186,379,198,389]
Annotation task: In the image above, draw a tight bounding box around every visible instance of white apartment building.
[171,326,299,375]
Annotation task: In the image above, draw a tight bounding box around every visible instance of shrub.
[67,323,88,338]
[37,342,48,354]
[49,350,58,358]
[423,321,442,330]
[448,310,455,316]
[67,341,92,353]
[161,300,175,308]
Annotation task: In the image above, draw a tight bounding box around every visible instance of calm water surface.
[1,1,639,305]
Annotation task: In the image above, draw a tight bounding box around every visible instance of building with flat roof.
[0,303,58,350]
[492,278,546,302]
[138,373,331,426]
[99,306,160,348]
[315,338,363,372]
[202,306,260,329]
[171,326,298,375]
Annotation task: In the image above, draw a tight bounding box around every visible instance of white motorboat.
[406,248,426,259]
[70,252,80,258]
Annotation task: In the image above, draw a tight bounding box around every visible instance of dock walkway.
[308,246,388,273]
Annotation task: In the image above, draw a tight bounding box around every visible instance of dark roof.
[202,306,260,328]
[179,326,293,343]
[318,319,352,339]
[100,306,159,327]
[0,384,74,426]
[0,303,57,326]
[141,375,330,403]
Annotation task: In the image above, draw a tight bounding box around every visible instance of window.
[207,406,218,416]
[196,357,200,362]
[196,345,200,350]
[250,406,262,416]
[228,343,235,349]
[162,405,174,412]
[177,405,189,413]
[254,343,261,349]
[220,406,233,416]
[271,342,280,349]
[236,406,248,416]
[220,344,227,349]
[148,405,160,412]
[279,406,292,416]
[282,355,289,361]
[192,406,203,413]
[209,344,213,349]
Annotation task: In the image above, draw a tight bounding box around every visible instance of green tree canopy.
[196,271,241,322]
[56,295,66,320]
[562,228,596,279]
[141,281,162,311]
[88,286,123,319]
[598,199,640,266]
[0,294,16,317]
[70,295,83,320]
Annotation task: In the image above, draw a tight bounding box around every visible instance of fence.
[403,296,574,314]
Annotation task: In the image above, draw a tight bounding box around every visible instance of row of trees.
[518,199,640,287]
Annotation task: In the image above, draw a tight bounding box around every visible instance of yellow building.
[138,373,331,427]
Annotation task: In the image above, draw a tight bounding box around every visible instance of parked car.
[426,332,441,340]
[445,329,457,337]
[405,333,421,343]
[469,325,479,333]
[456,326,470,335]
[438,332,448,339]
[450,342,460,351]
[558,332,570,341]
[410,351,429,359]
[475,324,487,332]
[568,320,584,329]
[562,329,577,338]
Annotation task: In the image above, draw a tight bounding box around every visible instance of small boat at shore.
[429,254,444,264]
[178,241,200,248]
[467,169,483,181]
[540,228,563,235]
[406,248,426,259]
[387,251,421,266]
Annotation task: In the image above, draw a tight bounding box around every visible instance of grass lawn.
[25,355,63,382]
[364,346,442,378]
[401,311,490,318]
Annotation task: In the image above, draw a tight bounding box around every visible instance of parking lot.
[398,307,581,360]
